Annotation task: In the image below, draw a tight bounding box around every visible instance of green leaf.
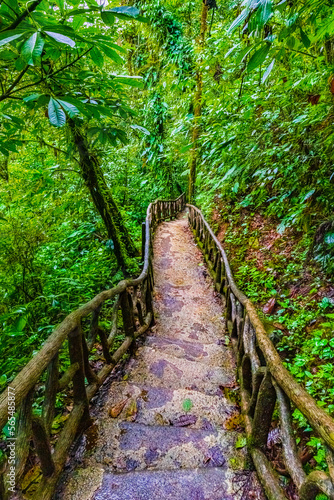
[262,59,275,83]
[113,75,143,88]
[182,399,193,412]
[302,189,315,202]
[108,6,140,20]
[23,93,41,102]
[247,43,270,72]
[130,124,150,135]
[56,99,80,118]
[299,27,311,49]
[48,97,66,127]
[0,30,25,47]
[101,11,115,26]
[257,0,272,26]
[99,44,123,64]
[235,435,247,449]
[45,31,75,47]
[228,8,249,34]
[21,32,45,65]
[235,45,254,65]
[224,44,240,59]
[90,46,104,68]
[12,314,27,332]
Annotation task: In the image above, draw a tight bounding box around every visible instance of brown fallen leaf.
[263,297,276,314]
[109,399,128,418]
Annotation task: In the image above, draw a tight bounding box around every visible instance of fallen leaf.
[263,297,276,314]
[109,399,128,418]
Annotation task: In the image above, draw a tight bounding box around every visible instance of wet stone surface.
[59,213,264,500]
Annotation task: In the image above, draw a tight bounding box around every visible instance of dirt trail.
[59,213,263,500]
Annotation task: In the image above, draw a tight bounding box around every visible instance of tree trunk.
[69,120,138,269]
[188,0,209,202]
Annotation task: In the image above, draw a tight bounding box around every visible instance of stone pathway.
[60,214,263,500]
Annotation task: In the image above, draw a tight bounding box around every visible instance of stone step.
[93,421,243,473]
[93,467,242,500]
[152,314,225,345]
[143,335,234,367]
[103,381,238,430]
[126,347,235,395]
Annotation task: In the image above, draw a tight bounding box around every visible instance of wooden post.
[68,325,90,424]
[146,270,155,324]
[31,416,55,477]
[87,306,101,350]
[251,370,276,451]
[216,256,222,286]
[120,289,135,338]
[81,329,98,384]
[16,390,34,482]
[98,327,112,364]
[141,222,146,261]
[42,354,59,435]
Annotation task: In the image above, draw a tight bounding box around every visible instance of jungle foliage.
[0,0,334,478]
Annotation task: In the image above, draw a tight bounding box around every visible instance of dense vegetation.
[0,0,333,489]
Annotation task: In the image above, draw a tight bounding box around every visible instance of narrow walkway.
[61,214,261,499]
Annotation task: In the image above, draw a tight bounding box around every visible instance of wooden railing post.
[16,390,33,482]
[251,370,276,451]
[68,324,90,425]
[98,327,112,364]
[31,416,55,477]
[142,222,146,260]
[42,354,59,435]
[87,305,101,349]
[120,289,135,338]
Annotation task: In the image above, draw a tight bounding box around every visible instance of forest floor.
[211,200,334,341]
[56,213,264,500]
[210,201,334,467]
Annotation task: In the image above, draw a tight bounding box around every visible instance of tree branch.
[0,48,92,102]
[22,138,80,166]
[1,0,43,32]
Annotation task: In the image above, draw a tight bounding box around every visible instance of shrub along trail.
[57,213,264,500]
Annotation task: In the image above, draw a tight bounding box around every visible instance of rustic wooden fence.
[0,193,186,500]
[188,204,334,500]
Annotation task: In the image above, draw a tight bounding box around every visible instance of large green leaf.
[247,43,270,72]
[101,11,115,26]
[99,44,123,64]
[90,46,104,67]
[299,27,311,48]
[228,8,249,34]
[21,32,45,65]
[257,0,272,26]
[45,31,75,47]
[56,99,80,118]
[48,97,66,127]
[0,30,25,47]
[262,58,275,83]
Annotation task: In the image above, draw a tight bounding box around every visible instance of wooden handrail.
[0,193,186,500]
[187,203,334,500]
